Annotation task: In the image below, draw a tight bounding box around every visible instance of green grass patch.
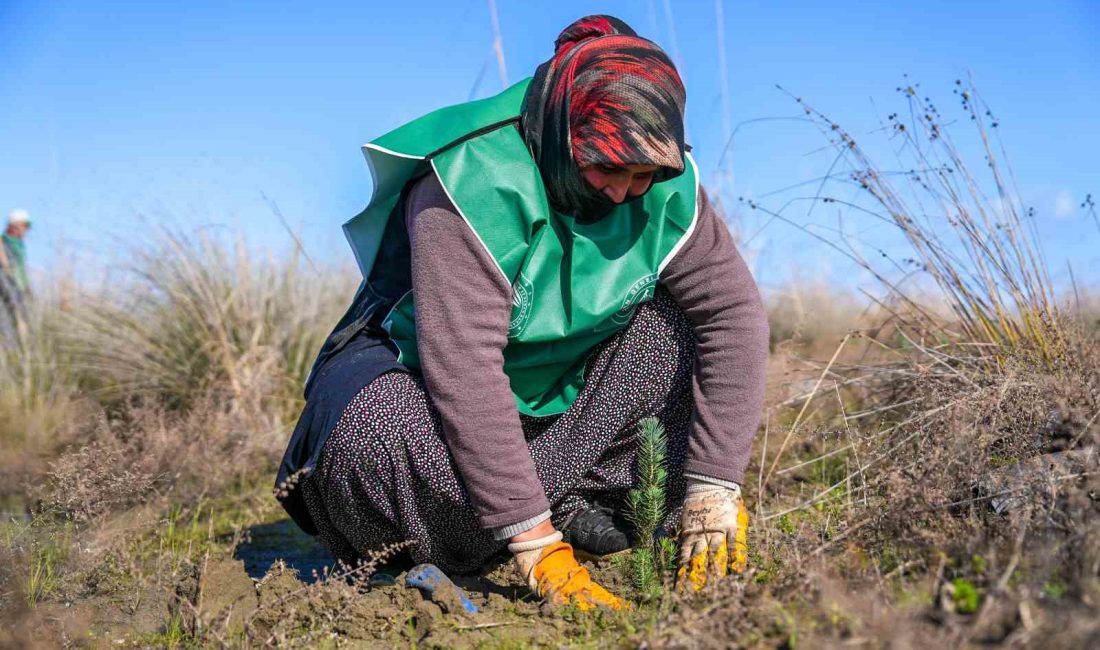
[950,578,981,614]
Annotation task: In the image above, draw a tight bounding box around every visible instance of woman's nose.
[603,178,630,203]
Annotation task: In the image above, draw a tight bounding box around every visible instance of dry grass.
[747,78,1069,371]
[0,297,94,509]
[721,339,1098,648]
[0,233,359,647]
[696,77,1099,648]
[66,229,356,416]
[0,231,356,499]
[765,277,864,351]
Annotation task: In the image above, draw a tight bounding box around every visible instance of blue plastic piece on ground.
[405,563,479,614]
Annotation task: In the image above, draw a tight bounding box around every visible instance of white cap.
[7,209,30,226]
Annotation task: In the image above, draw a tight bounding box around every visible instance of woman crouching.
[276,14,769,610]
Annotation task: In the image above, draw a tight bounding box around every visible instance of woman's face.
[580,164,660,204]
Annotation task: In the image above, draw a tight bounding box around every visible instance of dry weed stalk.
[748,78,1066,370]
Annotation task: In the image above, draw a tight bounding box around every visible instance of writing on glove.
[676,483,749,591]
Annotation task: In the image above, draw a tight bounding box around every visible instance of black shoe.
[365,551,415,587]
[561,505,632,558]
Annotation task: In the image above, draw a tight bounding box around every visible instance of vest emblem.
[612,273,658,325]
[508,272,535,338]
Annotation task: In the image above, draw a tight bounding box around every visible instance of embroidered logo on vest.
[508,272,535,338]
[612,273,658,325]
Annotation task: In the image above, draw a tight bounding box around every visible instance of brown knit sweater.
[406,173,768,533]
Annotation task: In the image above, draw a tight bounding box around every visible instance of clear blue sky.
[1,0,1097,291]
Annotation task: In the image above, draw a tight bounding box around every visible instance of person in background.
[276,15,768,610]
[0,209,32,336]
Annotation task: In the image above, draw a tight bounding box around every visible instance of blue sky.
[1,0,1097,292]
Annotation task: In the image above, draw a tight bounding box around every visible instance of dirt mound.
[242,557,573,647]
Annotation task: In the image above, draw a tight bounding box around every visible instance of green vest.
[344,78,699,417]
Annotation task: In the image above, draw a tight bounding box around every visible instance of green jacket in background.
[1,233,28,293]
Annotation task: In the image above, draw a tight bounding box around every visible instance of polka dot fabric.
[301,286,695,574]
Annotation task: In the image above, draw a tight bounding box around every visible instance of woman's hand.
[676,482,749,591]
[509,527,630,610]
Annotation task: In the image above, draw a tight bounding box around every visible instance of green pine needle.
[626,417,670,598]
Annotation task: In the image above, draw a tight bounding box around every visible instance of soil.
[201,515,630,647]
[198,558,259,633]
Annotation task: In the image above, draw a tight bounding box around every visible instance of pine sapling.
[626,417,668,598]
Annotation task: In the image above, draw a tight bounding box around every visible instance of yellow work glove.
[510,532,630,611]
[676,481,749,592]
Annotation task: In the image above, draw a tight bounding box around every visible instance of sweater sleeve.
[659,188,770,485]
[406,173,552,533]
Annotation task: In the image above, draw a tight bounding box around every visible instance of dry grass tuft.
[41,438,158,524]
[747,78,1068,370]
[65,229,355,417]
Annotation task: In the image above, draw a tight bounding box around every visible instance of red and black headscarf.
[521,15,687,220]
